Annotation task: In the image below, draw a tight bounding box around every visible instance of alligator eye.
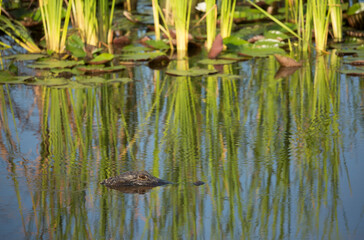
[138,174,147,180]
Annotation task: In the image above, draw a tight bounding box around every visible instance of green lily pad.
[254,39,285,47]
[347,3,364,15]
[51,68,83,76]
[340,68,364,76]
[107,78,133,84]
[28,77,69,86]
[264,30,289,40]
[238,45,285,57]
[77,65,126,73]
[223,36,249,47]
[0,71,33,84]
[89,53,114,64]
[198,59,237,65]
[66,34,86,58]
[4,53,47,61]
[145,40,170,50]
[166,67,218,77]
[118,51,165,61]
[122,45,152,52]
[28,59,84,69]
[76,76,106,84]
[219,53,251,61]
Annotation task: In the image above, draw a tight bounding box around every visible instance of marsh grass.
[39,0,72,53]
[312,0,330,53]
[220,0,236,39]
[329,0,343,42]
[172,0,192,58]
[205,1,217,50]
[0,16,41,52]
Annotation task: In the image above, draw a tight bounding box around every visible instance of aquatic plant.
[220,0,236,39]
[39,0,73,53]
[329,0,343,42]
[172,0,192,58]
[0,15,41,53]
[312,0,330,53]
[205,1,217,51]
[72,0,98,46]
[72,0,115,46]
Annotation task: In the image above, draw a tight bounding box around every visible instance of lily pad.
[254,38,285,47]
[264,30,289,40]
[340,68,364,76]
[166,67,218,77]
[77,65,126,73]
[223,35,249,48]
[4,53,47,61]
[76,76,106,84]
[27,77,69,86]
[107,78,133,84]
[66,34,86,58]
[89,53,114,65]
[122,45,152,52]
[118,51,165,61]
[238,45,285,57]
[198,59,237,65]
[219,53,251,61]
[145,40,170,50]
[28,59,84,69]
[0,71,33,84]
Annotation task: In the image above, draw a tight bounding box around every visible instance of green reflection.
[0,53,354,239]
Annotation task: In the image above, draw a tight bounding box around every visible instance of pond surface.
[1,54,364,239]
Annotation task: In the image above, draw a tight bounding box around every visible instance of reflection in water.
[1,54,364,239]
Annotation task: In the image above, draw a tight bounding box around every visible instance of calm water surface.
[1,55,364,239]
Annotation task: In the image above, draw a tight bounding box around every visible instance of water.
[1,55,364,239]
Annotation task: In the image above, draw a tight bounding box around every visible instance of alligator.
[100,170,204,194]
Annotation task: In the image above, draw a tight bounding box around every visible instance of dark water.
[1,54,364,239]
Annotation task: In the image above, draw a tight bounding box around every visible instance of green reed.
[72,0,115,45]
[205,0,217,50]
[172,0,192,58]
[329,0,343,42]
[0,16,41,52]
[39,0,73,53]
[312,0,330,53]
[220,0,236,39]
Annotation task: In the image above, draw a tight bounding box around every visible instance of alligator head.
[100,170,172,189]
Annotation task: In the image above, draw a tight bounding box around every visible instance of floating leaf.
[4,53,47,61]
[340,68,364,76]
[219,53,251,61]
[66,34,86,58]
[76,76,106,84]
[28,77,69,86]
[77,65,126,73]
[28,59,84,69]
[89,53,114,64]
[145,40,170,50]
[238,44,285,57]
[166,67,218,77]
[122,45,152,52]
[118,51,165,61]
[264,30,289,40]
[107,78,133,84]
[254,38,285,47]
[0,71,33,83]
[198,59,237,65]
